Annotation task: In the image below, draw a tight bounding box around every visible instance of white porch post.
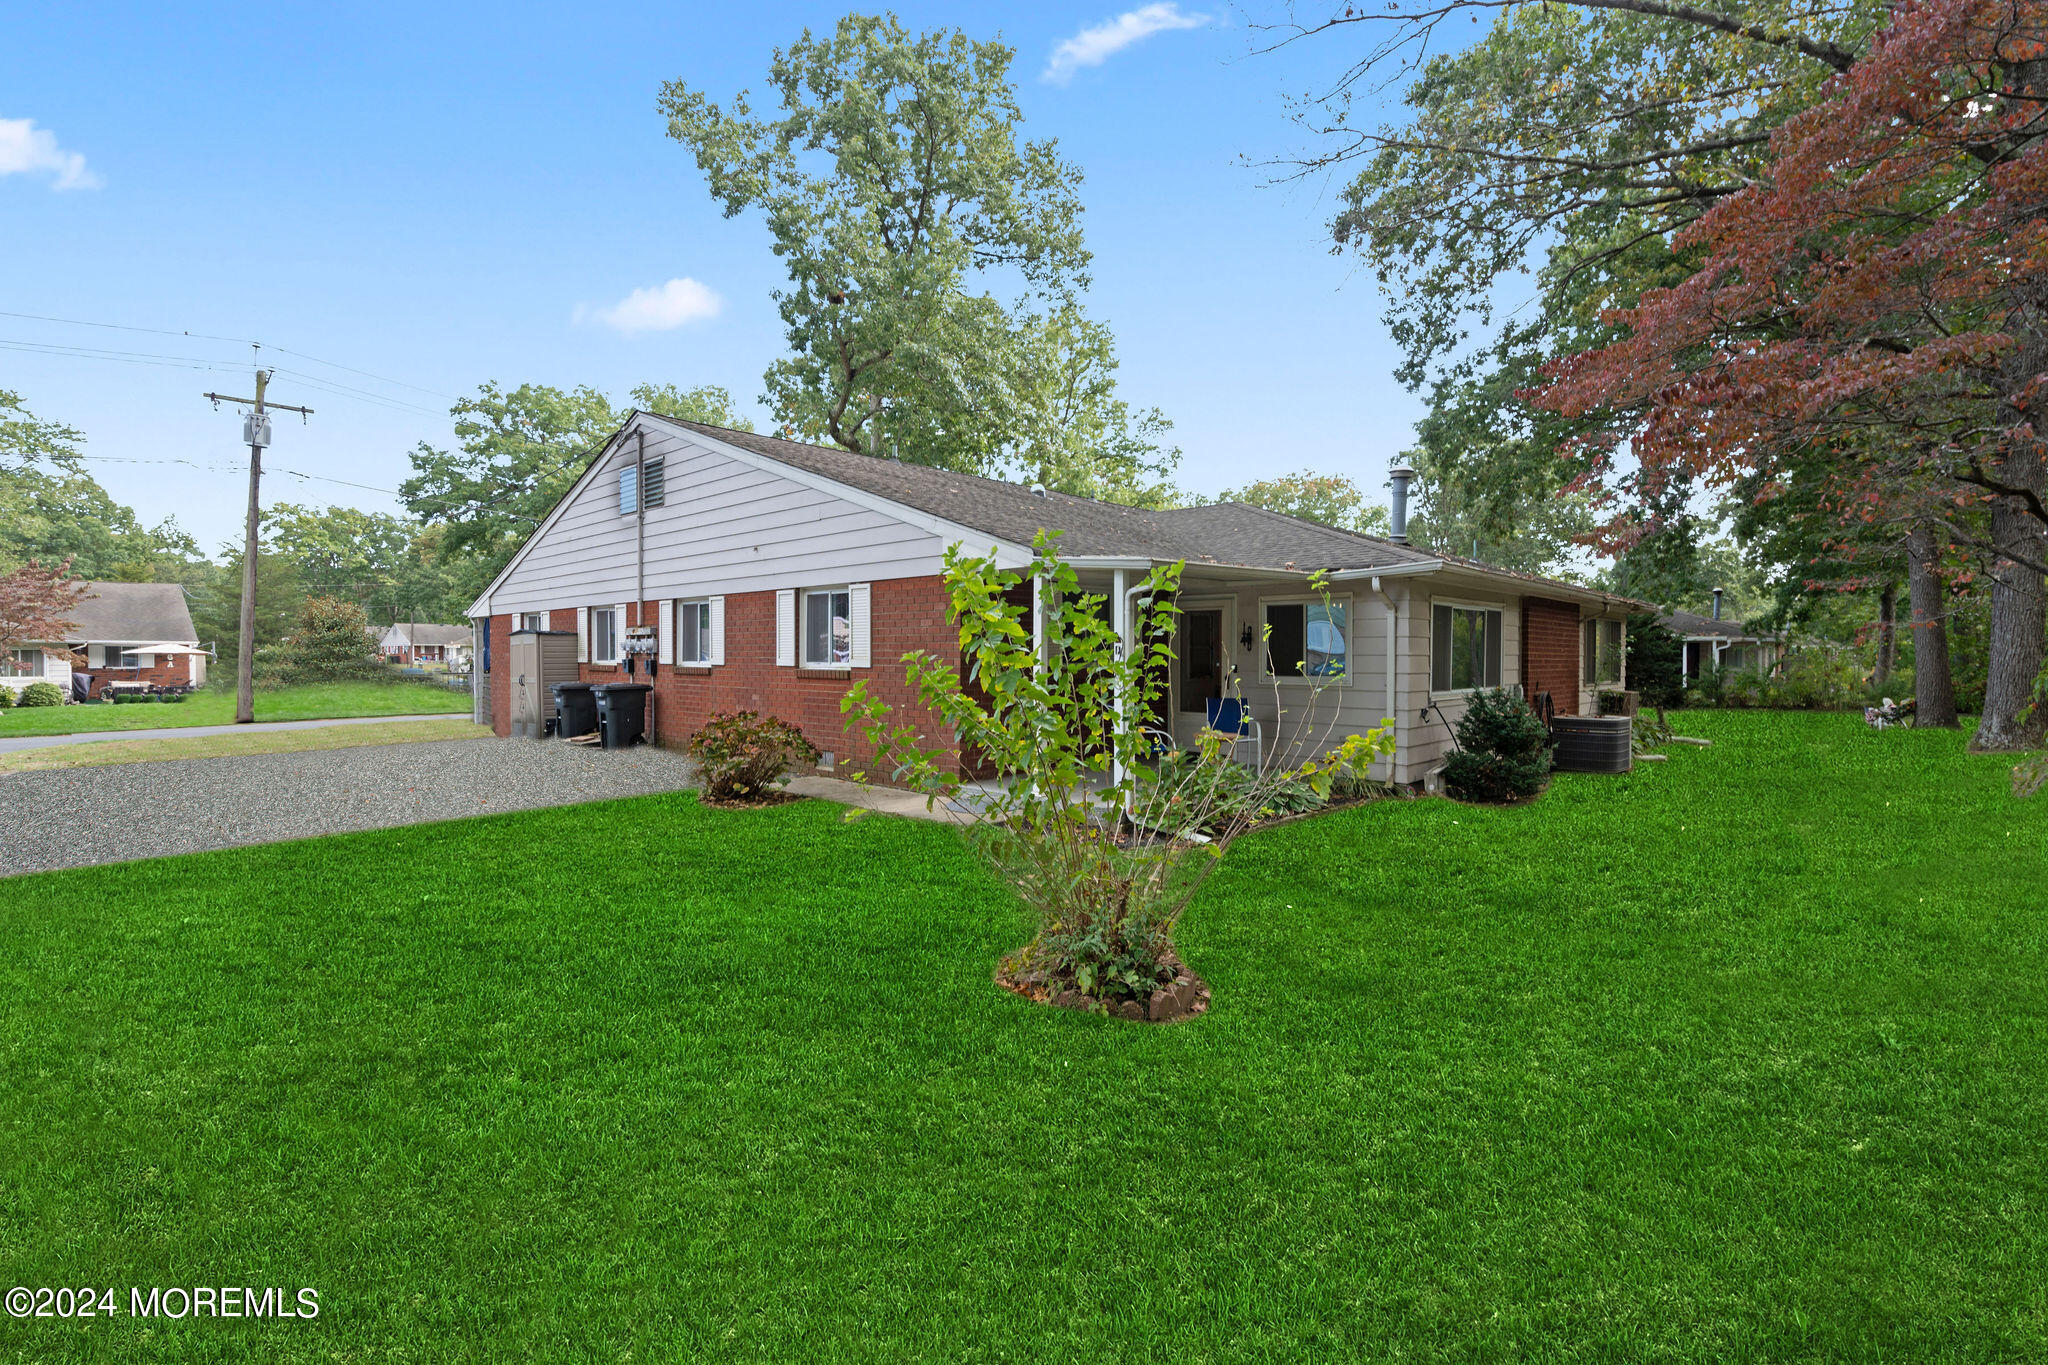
[1110,567,1129,787]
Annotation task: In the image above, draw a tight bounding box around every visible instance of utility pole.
[205,350,313,724]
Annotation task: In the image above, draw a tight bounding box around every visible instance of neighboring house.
[379,623,473,669]
[2,581,208,700]
[1662,592,1787,683]
[467,413,1649,785]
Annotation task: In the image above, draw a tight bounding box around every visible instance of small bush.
[0,686,13,709]
[17,681,65,708]
[1773,644,1862,709]
[1147,750,1325,835]
[1722,670,1768,708]
[688,710,820,803]
[1442,688,1553,803]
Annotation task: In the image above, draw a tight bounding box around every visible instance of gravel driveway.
[0,738,699,877]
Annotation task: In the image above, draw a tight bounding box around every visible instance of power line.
[0,308,459,403]
[0,338,242,373]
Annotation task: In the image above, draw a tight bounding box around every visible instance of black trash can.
[593,683,652,749]
[551,681,598,739]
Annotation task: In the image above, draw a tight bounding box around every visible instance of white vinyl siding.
[482,420,951,617]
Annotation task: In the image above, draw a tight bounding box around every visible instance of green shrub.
[17,681,65,708]
[1625,612,1686,709]
[1772,644,1862,709]
[1147,750,1326,835]
[1722,670,1767,708]
[1442,688,1553,803]
[254,596,395,689]
[688,710,820,802]
[0,686,14,709]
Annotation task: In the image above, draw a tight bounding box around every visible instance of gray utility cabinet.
[507,629,579,740]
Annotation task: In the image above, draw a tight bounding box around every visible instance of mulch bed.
[995,948,1212,1024]
[699,790,807,810]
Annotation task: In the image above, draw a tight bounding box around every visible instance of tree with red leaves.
[0,558,87,661]
[1536,0,2048,750]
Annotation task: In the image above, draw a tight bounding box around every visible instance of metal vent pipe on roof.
[1387,464,1415,543]
[1712,587,1724,620]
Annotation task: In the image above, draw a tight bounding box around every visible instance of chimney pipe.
[1712,587,1724,620]
[1387,464,1414,543]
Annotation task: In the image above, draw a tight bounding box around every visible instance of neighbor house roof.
[1662,608,1781,641]
[387,623,473,647]
[63,582,198,645]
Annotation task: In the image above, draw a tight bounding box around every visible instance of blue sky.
[4,2,1427,553]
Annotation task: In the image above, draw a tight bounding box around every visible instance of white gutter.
[1330,560,1441,582]
[1370,575,1399,727]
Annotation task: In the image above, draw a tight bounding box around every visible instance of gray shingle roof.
[1661,608,1780,640]
[648,415,1437,574]
[64,582,198,644]
[390,623,473,647]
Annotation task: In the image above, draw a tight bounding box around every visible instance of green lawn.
[0,679,469,736]
[1,712,2042,1362]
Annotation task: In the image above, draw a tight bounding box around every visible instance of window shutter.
[137,652,155,668]
[1485,611,1503,687]
[709,596,726,666]
[576,607,589,663]
[87,644,104,668]
[658,599,674,664]
[775,590,796,667]
[1581,619,1595,683]
[849,582,871,669]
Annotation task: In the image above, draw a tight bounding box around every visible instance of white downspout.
[1110,568,1129,788]
[1373,575,1398,781]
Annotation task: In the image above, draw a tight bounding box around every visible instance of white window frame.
[1255,593,1352,684]
[1430,598,1507,696]
[1583,617,1624,686]
[800,586,853,669]
[117,649,147,670]
[589,607,622,665]
[675,598,714,665]
[516,612,545,632]
[4,647,41,678]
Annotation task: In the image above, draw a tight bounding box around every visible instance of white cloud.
[578,277,723,335]
[0,118,102,190]
[1043,3,1210,84]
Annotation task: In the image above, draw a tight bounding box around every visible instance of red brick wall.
[1521,597,1581,715]
[489,576,960,779]
[84,652,200,696]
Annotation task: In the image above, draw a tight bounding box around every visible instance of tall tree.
[0,389,84,474]
[1537,0,2048,749]
[1215,470,1392,535]
[662,15,1176,498]
[0,558,87,654]
[401,381,749,608]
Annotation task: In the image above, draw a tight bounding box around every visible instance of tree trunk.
[1972,285,2048,750]
[1908,522,1960,729]
[1874,578,1898,689]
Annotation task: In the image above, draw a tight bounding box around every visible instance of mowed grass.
[0,680,469,737]
[0,712,2042,1362]
[0,718,490,774]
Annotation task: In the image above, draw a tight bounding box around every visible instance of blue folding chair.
[1205,697,1263,765]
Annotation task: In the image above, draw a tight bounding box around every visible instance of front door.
[1180,609,1224,716]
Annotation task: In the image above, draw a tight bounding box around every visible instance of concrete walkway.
[784,774,975,824]
[0,713,461,755]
